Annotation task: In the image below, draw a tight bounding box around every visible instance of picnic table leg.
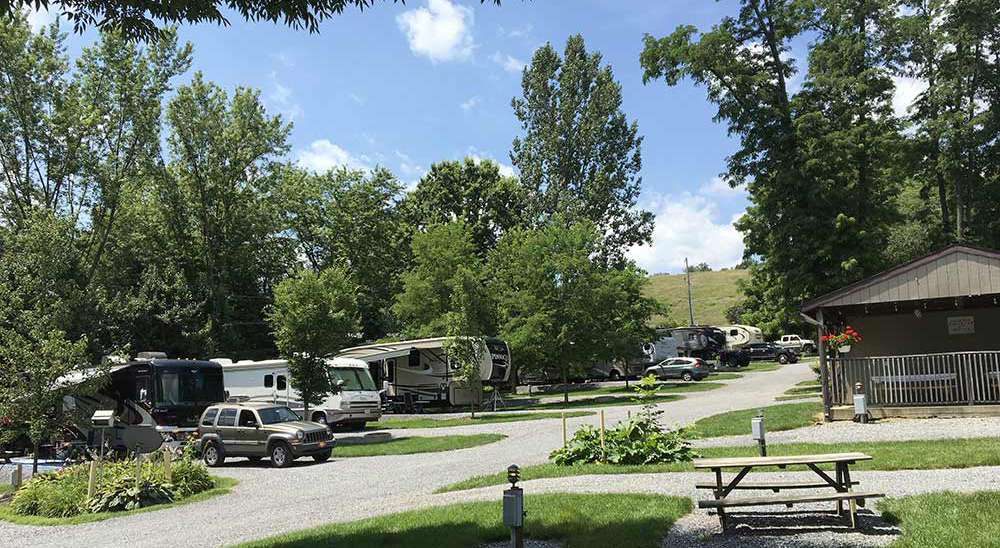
[713,467,727,532]
[835,463,844,516]
[842,464,857,529]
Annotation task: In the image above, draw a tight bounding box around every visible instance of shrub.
[10,466,89,518]
[168,459,214,497]
[549,417,698,466]
[88,476,174,513]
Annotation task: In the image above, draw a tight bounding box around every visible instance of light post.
[503,465,525,548]
[752,412,766,457]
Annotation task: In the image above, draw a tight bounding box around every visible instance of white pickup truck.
[778,334,816,354]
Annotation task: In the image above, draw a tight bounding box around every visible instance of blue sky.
[28,1,771,274]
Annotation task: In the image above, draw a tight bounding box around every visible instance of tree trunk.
[32,442,39,474]
[562,360,569,404]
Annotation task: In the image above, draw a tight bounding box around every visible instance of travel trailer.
[717,325,764,350]
[217,357,382,430]
[335,337,513,407]
[61,353,225,452]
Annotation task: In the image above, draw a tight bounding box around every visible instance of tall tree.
[512,34,652,265]
[491,218,657,402]
[267,266,360,421]
[401,158,526,257]
[277,165,408,340]
[393,221,495,339]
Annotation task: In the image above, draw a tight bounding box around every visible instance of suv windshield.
[257,406,300,424]
[328,367,376,391]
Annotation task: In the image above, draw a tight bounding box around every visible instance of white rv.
[335,337,512,407]
[216,357,381,430]
[717,325,764,350]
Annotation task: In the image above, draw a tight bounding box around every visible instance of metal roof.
[802,244,1000,313]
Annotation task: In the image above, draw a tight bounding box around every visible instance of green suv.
[195,402,334,468]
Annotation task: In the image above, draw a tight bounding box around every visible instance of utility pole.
[685,257,694,326]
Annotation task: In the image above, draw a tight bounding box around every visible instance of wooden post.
[599,410,606,462]
[627,410,631,420]
[87,460,98,499]
[164,450,173,482]
[13,463,23,489]
[817,309,832,422]
[561,412,567,447]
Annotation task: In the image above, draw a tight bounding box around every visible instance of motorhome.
[335,337,513,407]
[62,353,225,453]
[217,357,381,430]
[625,335,680,373]
[717,325,764,350]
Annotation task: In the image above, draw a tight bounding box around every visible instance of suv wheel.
[803,344,815,354]
[778,353,789,364]
[313,450,332,463]
[202,440,224,467]
[682,372,693,382]
[270,442,293,468]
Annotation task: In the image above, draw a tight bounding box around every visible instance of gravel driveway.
[0,362,908,548]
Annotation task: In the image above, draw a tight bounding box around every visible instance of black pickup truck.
[747,342,799,364]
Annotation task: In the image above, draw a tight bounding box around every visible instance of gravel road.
[7,361,993,548]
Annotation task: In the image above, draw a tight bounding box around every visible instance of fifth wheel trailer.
[335,337,513,407]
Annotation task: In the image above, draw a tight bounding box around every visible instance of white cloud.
[266,76,303,122]
[698,176,747,199]
[892,76,928,119]
[627,181,747,274]
[396,0,475,63]
[491,52,526,73]
[349,93,365,105]
[460,96,482,112]
[361,132,377,145]
[296,140,369,173]
[25,6,56,30]
[270,52,295,68]
[466,147,517,178]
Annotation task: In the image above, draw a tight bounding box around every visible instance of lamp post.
[503,465,525,548]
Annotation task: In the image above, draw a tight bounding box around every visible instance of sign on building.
[947,316,975,335]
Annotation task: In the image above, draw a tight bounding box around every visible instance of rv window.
[238,410,257,427]
[730,329,738,336]
[264,374,273,388]
[217,408,237,427]
[328,367,377,391]
[276,375,287,391]
[688,333,697,341]
[201,408,219,426]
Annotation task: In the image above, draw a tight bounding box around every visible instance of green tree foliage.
[401,158,526,257]
[443,268,488,418]
[277,165,408,340]
[490,219,658,402]
[393,221,495,339]
[512,35,652,265]
[3,0,506,42]
[162,71,295,357]
[0,213,99,470]
[267,267,360,417]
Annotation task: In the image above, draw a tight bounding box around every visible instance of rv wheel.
[202,441,224,467]
[608,370,621,381]
[312,412,328,425]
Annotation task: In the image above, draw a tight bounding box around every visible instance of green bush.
[549,417,698,466]
[8,450,216,518]
[88,476,174,513]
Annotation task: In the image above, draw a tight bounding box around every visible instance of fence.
[829,351,1000,407]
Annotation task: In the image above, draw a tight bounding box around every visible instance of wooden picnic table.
[693,452,884,531]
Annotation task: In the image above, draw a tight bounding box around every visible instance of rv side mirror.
[336,379,345,388]
[139,388,148,402]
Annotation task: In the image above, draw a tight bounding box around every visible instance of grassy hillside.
[644,269,748,326]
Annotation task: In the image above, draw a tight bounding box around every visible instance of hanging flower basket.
[821,326,862,355]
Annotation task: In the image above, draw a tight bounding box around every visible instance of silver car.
[644,357,710,382]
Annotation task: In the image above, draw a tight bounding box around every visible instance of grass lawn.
[775,394,821,401]
[436,436,1000,493]
[692,401,822,437]
[232,493,691,548]
[0,476,238,526]
[0,484,14,495]
[332,434,505,457]
[879,491,1000,548]
[775,381,822,402]
[368,411,595,430]
[516,394,684,411]
[715,361,782,373]
[644,269,748,326]
[533,382,725,401]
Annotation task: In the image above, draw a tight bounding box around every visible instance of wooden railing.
[829,351,1000,407]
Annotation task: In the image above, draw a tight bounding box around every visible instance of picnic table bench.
[694,453,884,532]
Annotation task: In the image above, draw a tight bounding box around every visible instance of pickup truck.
[777,334,816,354]
[748,343,799,364]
